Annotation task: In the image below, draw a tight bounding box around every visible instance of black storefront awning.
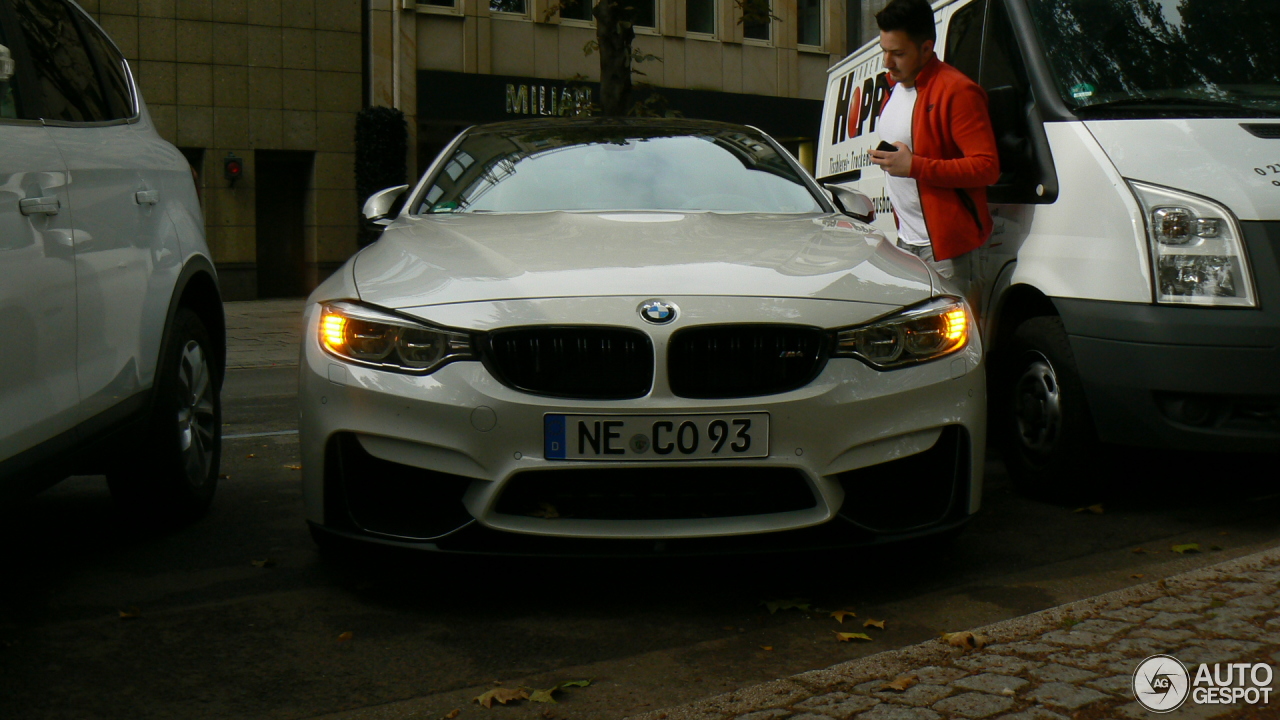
[418,70,823,141]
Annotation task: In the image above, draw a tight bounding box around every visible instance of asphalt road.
[1,366,1278,720]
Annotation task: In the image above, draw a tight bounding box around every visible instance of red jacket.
[889,57,1000,261]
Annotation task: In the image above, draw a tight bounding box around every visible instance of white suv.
[0,0,224,520]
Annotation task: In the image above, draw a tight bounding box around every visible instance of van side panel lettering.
[856,77,875,137]
[831,75,853,145]
[848,86,863,139]
[870,73,891,133]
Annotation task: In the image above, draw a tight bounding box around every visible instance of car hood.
[354,211,934,310]
[1085,118,1279,221]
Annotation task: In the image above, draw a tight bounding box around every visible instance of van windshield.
[1026,0,1280,118]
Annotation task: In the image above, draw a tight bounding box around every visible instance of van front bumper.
[1055,221,1280,451]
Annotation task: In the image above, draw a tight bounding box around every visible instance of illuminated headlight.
[1128,180,1256,307]
[318,301,473,373]
[834,297,969,369]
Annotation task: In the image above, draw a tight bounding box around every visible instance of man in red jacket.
[869,0,999,302]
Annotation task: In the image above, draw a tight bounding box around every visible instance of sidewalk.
[224,298,306,369]
[628,546,1280,720]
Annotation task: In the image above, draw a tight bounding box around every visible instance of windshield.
[1026,0,1280,117]
[413,125,826,214]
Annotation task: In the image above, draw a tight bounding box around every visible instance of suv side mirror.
[0,45,13,83]
[362,184,410,230]
[824,184,876,223]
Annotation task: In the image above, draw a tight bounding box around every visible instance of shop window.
[796,0,821,47]
[742,0,771,41]
[490,0,527,15]
[633,0,656,28]
[687,0,715,34]
[560,0,593,22]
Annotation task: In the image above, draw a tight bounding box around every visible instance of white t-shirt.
[878,83,929,246]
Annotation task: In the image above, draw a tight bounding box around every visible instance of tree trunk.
[594,0,634,116]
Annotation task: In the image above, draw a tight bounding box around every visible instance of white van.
[818,0,1279,498]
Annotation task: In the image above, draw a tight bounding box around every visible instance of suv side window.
[10,0,112,123]
[80,16,132,120]
[944,0,984,84]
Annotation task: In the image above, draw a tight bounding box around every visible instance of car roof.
[466,116,765,136]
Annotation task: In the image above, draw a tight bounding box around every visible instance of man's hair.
[875,0,936,44]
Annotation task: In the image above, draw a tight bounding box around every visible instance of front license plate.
[544,413,769,460]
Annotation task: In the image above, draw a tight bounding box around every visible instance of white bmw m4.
[300,118,985,555]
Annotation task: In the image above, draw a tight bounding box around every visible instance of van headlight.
[833,297,969,369]
[318,301,474,374]
[1128,180,1256,307]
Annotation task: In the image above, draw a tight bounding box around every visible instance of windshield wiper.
[1076,97,1280,117]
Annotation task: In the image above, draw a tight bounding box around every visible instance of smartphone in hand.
[876,140,898,153]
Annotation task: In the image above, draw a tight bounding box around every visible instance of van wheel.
[109,307,221,522]
[997,316,1099,503]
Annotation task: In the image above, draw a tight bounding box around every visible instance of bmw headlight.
[834,297,969,369]
[1128,180,1256,307]
[318,301,473,373]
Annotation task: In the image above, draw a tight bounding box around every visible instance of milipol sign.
[1134,654,1274,713]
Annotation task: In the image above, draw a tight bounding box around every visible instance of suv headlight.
[319,301,473,374]
[834,297,969,369]
[1128,180,1256,307]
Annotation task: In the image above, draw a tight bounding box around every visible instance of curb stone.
[625,545,1280,720]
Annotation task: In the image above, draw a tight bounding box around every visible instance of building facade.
[79,0,363,300]
[88,0,889,299]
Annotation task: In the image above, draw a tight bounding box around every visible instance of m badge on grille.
[639,299,677,324]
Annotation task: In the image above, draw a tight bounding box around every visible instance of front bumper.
[298,297,986,552]
[1057,221,1280,451]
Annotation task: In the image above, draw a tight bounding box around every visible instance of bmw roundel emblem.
[639,299,677,324]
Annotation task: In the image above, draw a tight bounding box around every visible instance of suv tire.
[109,307,221,522]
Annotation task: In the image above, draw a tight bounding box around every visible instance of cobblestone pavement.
[629,547,1280,720]
[224,298,306,369]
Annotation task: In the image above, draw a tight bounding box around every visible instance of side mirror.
[0,44,14,83]
[362,184,410,230]
[824,184,876,223]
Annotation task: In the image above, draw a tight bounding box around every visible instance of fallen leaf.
[246,454,256,459]
[529,688,558,704]
[542,710,556,719]
[830,609,857,623]
[1130,573,1146,579]
[444,711,460,719]
[864,619,886,630]
[1172,543,1201,554]
[558,680,590,688]
[529,502,559,519]
[833,631,872,642]
[1074,504,1104,514]
[251,558,276,568]
[759,645,773,651]
[764,598,811,614]
[118,607,141,620]
[285,464,301,471]
[880,674,918,692]
[941,631,987,650]
[1000,687,1016,696]
[475,687,530,708]
[337,631,353,642]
